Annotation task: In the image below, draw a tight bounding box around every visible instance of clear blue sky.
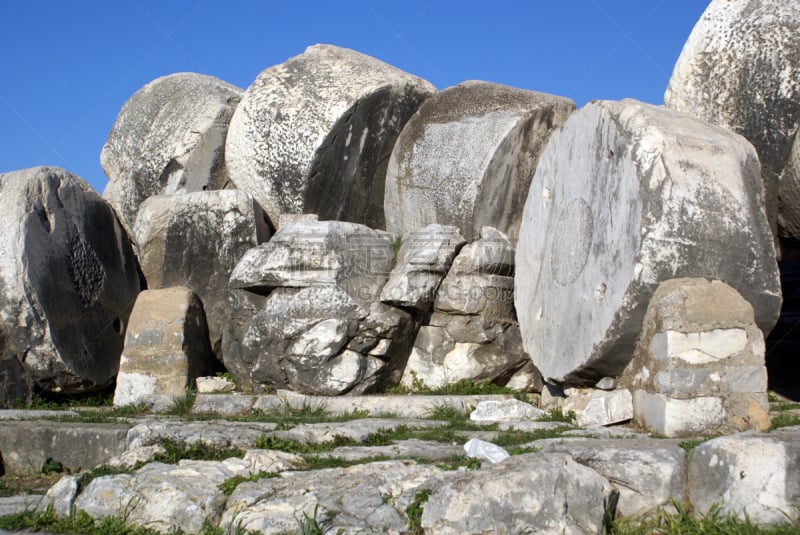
[1,0,708,194]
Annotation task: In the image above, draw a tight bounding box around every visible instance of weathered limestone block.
[76,459,252,534]
[419,453,616,534]
[114,287,216,406]
[0,167,141,395]
[469,399,545,422]
[540,439,686,518]
[401,227,533,390]
[134,190,271,359]
[400,314,527,390]
[688,429,800,525]
[380,224,466,311]
[230,221,415,394]
[195,376,236,394]
[435,227,516,319]
[101,73,243,232]
[563,388,633,427]
[230,219,392,299]
[623,279,771,436]
[515,100,781,385]
[225,44,435,229]
[221,461,443,534]
[126,420,277,451]
[664,0,800,239]
[385,80,575,243]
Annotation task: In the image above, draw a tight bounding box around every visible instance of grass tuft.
[164,389,197,416]
[218,471,280,495]
[535,407,576,423]
[609,501,800,534]
[146,438,244,464]
[384,373,529,400]
[405,489,432,535]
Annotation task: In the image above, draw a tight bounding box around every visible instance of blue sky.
[1,1,708,194]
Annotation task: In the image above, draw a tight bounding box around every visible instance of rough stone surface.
[0,495,44,517]
[435,227,516,318]
[385,80,575,243]
[0,167,141,398]
[230,220,392,295]
[221,460,442,534]
[515,100,781,385]
[401,227,533,390]
[664,0,800,239]
[230,221,416,394]
[114,287,216,407]
[540,439,686,518]
[134,190,271,360]
[318,438,464,463]
[101,73,242,232]
[381,224,466,311]
[563,388,633,427]
[76,459,251,534]
[254,391,515,419]
[419,453,616,534]
[195,376,236,394]
[401,316,528,390]
[42,475,79,517]
[469,399,545,422]
[688,429,800,525]
[623,278,772,436]
[125,420,277,451]
[225,44,434,229]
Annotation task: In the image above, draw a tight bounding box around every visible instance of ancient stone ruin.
[0,1,799,532]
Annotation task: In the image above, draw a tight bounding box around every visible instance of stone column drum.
[515,100,781,385]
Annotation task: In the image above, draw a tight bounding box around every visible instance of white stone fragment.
[463,438,510,464]
[195,376,236,394]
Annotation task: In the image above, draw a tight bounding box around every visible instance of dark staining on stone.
[67,234,105,308]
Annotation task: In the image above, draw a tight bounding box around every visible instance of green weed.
[679,439,707,455]
[405,489,432,535]
[0,506,156,535]
[609,501,799,534]
[254,434,356,454]
[147,438,244,464]
[536,407,576,423]
[295,503,343,535]
[218,471,280,495]
[770,413,800,430]
[163,389,197,416]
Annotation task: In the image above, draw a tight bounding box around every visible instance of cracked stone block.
[624,278,772,436]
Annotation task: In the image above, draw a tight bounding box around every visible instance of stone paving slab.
[0,421,130,476]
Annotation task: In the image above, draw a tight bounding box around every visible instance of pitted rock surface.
[225,44,434,229]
